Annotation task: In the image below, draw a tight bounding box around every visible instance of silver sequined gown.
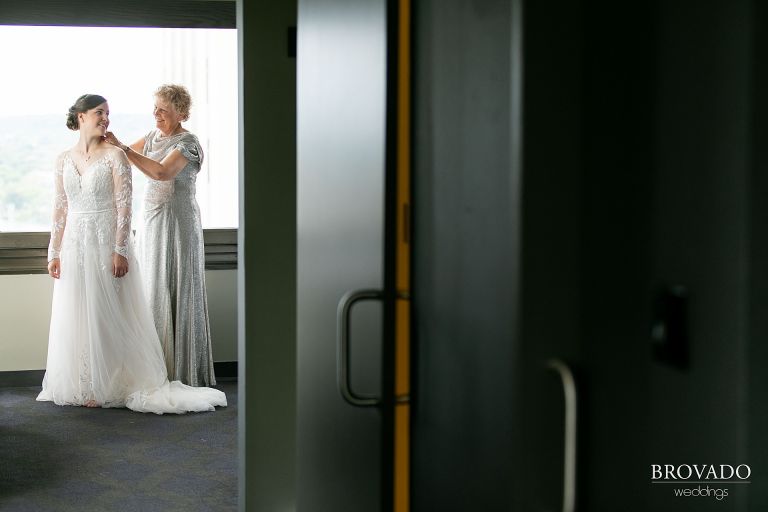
[137,129,216,386]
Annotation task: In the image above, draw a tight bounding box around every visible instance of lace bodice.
[47,150,132,261]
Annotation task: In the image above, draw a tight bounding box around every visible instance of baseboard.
[0,361,238,388]
[0,369,45,387]
[214,361,237,381]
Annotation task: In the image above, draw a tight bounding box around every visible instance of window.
[0,25,238,231]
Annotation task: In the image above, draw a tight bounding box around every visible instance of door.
[410,1,756,511]
[296,0,392,510]
[409,0,526,509]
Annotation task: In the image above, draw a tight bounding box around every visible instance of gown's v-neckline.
[67,151,105,178]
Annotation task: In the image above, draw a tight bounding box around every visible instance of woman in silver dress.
[104,84,216,387]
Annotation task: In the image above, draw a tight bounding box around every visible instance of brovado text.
[651,464,751,481]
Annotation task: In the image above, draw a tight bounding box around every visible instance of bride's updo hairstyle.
[66,94,107,131]
[155,84,192,122]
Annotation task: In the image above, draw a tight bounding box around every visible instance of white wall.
[206,269,238,361]
[0,269,237,372]
[0,274,53,371]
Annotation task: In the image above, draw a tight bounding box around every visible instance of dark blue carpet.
[0,382,237,512]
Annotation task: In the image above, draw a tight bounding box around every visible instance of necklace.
[75,148,94,162]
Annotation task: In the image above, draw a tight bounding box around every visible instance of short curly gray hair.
[154,84,192,121]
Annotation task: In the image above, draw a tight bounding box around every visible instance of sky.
[1,26,188,116]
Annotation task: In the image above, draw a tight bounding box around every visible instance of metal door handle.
[337,289,384,407]
[547,359,577,512]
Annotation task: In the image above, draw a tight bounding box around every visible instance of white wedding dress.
[37,148,227,414]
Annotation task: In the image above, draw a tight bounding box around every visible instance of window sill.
[0,228,237,275]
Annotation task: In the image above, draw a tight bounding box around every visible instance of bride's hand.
[112,253,129,278]
[48,258,61,279]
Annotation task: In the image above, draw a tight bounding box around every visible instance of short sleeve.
[174,135,204,166]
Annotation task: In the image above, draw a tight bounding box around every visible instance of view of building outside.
[0,26,238,232]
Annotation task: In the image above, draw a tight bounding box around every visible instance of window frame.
[0,0,237,273]
[0,0,235,29]
[0,229,236,274]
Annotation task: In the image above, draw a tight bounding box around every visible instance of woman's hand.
[103,131,123,148]
[112,253,129,278]
[48,258,61,279]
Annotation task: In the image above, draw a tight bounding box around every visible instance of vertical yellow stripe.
[394,0,411,511]
[394,302,410,512]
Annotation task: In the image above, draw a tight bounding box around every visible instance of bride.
[37,94,226,414]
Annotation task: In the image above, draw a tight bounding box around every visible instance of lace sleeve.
[47,153,68,262]
[112,151,133,258]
